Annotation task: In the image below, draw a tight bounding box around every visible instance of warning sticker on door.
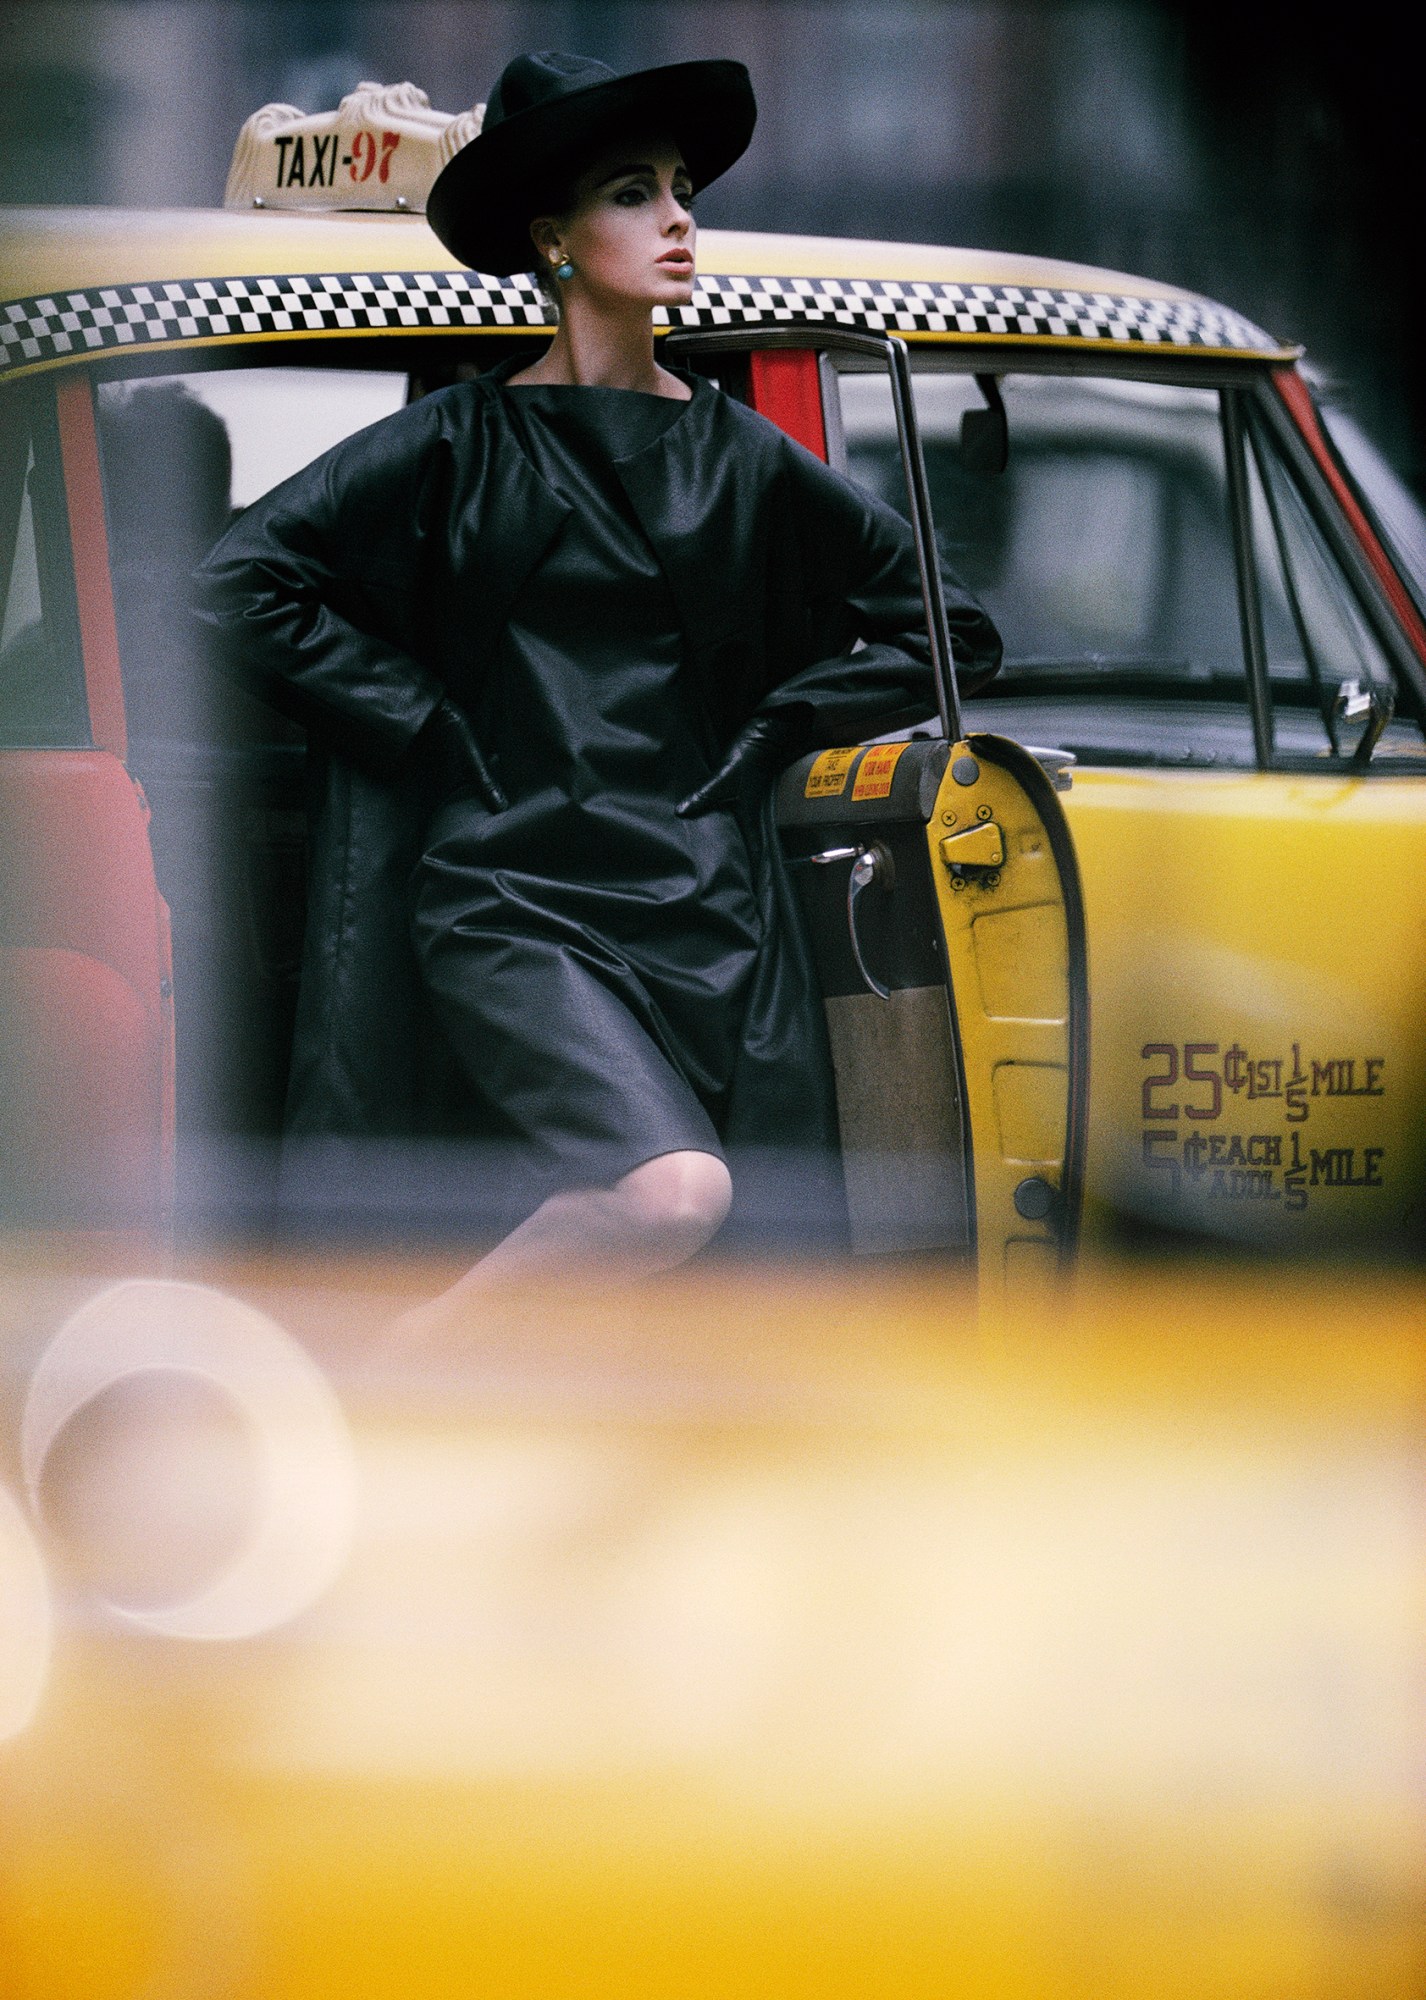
[804,747,861,799]
[851,742,909,801]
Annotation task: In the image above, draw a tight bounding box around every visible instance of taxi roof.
[0,205,1294,378]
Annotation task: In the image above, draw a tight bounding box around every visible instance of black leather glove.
[676,706,811,818]
[410,697,507,813]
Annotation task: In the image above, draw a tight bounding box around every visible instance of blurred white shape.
[0,1481,51,1740]
[21,1279,356,1641]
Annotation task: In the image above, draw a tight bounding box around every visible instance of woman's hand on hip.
[676,707,810,818]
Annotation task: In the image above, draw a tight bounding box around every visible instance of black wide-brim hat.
[427,50,756,276]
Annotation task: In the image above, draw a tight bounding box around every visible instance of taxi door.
[0,373,173,1234]
[669,331,1089,1297]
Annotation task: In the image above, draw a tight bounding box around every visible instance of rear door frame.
[0,367,174,1236]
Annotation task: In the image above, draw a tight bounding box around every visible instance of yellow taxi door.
[837,358,1426,1264]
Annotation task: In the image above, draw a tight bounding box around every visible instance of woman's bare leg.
[468,1149,732,1285]
[388,1150,732,1347]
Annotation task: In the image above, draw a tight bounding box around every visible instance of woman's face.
[532,136,696,309]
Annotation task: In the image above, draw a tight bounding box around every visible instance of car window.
[840,366,1426,769]
[164,366,409,508]
[94,366,408,751]
[1243,408,1426,760]
[92,364,410,1148]
[0,388,88,749]
[839,369,1252,766]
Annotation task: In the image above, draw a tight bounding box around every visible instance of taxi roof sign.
[224,80,481,216]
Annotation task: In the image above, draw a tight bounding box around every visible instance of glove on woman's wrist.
[676,706,811,818]
[411,697,507,814]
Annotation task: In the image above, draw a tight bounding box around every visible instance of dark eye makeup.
[607,173,695,210]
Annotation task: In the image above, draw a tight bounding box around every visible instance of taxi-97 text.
[4,79,1426,1292]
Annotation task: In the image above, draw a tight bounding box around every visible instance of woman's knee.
[616,1150,732,1252]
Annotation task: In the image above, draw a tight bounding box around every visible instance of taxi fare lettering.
[273,128,401,190]
[1137,1039,1386,1213]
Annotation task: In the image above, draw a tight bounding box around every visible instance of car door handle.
[846,844,896,1001]
[795,844,897,1000]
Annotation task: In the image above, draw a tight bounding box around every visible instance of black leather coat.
[198,364,1000,1183]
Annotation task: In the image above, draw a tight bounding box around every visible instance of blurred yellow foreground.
[1,1247,1422,1998]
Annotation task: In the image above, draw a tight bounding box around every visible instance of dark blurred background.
[1,0,1420,479]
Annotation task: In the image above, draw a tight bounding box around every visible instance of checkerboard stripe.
[669,275,1282,352]
[0,269,1282,376]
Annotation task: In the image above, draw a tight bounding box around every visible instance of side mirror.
[960,373,1008,474]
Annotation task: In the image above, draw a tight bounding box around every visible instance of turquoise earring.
[554,256,575,281]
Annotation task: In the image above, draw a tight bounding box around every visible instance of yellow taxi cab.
[3,89,1426,1989]
[4,79,1426,1294]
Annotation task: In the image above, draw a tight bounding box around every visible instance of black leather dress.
[414,384,761,1186]
[197,360,1001,1218]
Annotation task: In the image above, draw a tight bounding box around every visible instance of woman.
[200,51,1000,1324]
